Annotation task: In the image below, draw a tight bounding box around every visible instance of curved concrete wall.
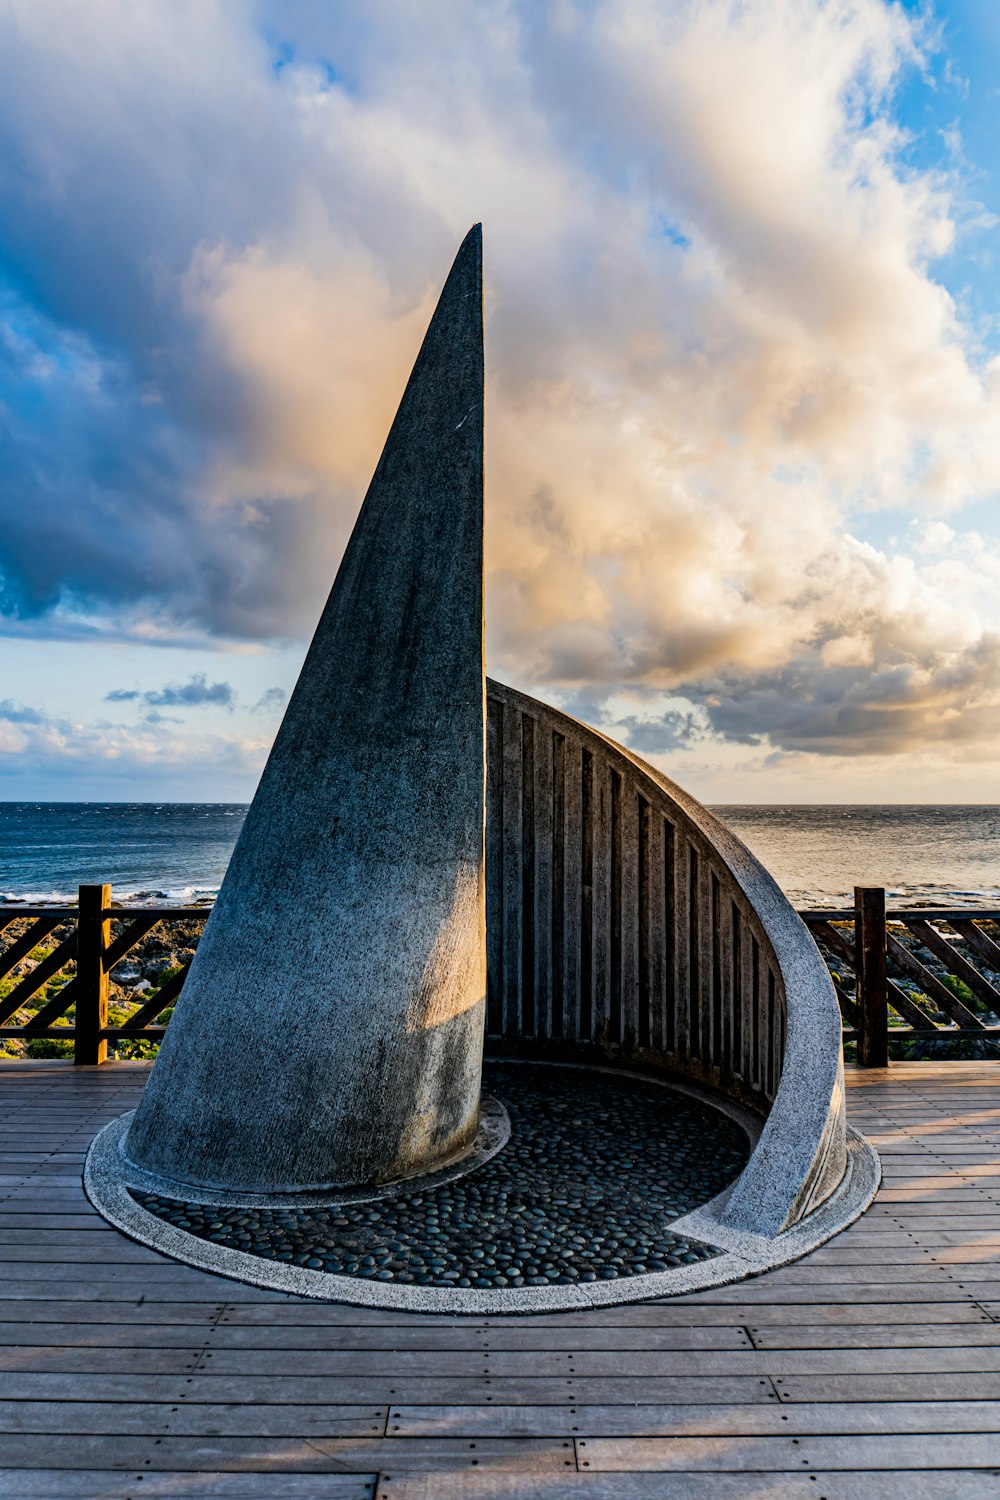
[485,680,847,1237]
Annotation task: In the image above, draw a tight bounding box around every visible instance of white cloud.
[0,698,270,798]
[0,0,998,787]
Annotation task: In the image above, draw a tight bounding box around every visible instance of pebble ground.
[134,1061,749,1289]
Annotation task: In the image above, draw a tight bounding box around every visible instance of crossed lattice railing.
[2,889,999,1069]
[801,888,1000,1064]
[0,886,208,1064]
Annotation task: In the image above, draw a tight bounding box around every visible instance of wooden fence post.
[855,885,888,1068]
[75,884,111,1065]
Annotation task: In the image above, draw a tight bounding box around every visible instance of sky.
[0,0,999,803]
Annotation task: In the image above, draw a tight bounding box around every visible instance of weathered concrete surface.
[126,226,486,1193]
[484,678,851,1238]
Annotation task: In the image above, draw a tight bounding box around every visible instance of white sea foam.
[1,887,218,907]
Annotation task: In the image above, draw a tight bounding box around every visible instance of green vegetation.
[24,1036,73,1059]
[108,1001,175,1060]
[941,973,987,1013]
[889,972,1000,1061]
[151,964,184,989]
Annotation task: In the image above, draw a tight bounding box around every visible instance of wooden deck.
[2,1062,999,1498]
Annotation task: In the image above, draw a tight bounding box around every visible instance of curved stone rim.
[488,680,851,1241]
[84,1068,880,1314]
[107,1093,510,1210]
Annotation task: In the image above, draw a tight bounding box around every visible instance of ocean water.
[1,802,998,910]
[716,805,1000,909]
[0,803,249,905]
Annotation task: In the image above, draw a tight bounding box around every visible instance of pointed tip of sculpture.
[453,222,482,272]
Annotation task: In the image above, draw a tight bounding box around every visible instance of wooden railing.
[801,887,1000,1066]
[0,887,207,1064]
[7,883,995,1073]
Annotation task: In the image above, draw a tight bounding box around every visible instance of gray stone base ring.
[85,1061,879,1314]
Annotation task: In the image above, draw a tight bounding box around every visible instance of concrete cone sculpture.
[125,226,486,1194]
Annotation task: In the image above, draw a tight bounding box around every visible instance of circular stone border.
[99,1093,511,1210]
[84,1064,880,1314]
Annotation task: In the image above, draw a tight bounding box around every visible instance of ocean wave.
[786,884,1000,911]
[1,886,218,908]
[0,889,79,906]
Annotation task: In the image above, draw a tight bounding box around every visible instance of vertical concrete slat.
[485,694,504,1037]
[609,769,623,1047]
[637,797,652,1053]
[688,844,703,1065]
[533,719,554,1042]
[663,818,676,1059]
[520,713,536,1039]
[750,933,762,1091]
[620,786,640,1052]
[710,869,723,1073]
[766,966,778,1102]
[719,885,734,1082]
[501,695,523,1039]
[590,755,612,1048]
[561,738,583,1042]
[738,915,753,1085]
[579,748,595,1043]
[550,731,567,1042]
[674,837,691,1063]
[730,900,742,1083]
[698,851,713,1069]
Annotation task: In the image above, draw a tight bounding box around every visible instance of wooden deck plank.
[388,1399,1000,1436]
[215,1299,991,1326]
[2,1059,1000,1498]
[4,1396,1000,1439]
[773,1371,1000,1399]
[578,1433,1000,1469]
[0,1434,574,1473]
[748,1322,1000,1348]
[376,1473,997,1499]
[0,1402,389,1436]
[0,1322,755,1351]
[165,1343,1000,1375]
[4,1345,997,1375]
[664,1282,1000,1304]
[0,1474,376,1498]
[0,1373,780,1404]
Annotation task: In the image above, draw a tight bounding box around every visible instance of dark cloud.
[0,699,45,724]
[692,637,1000,756]
[145,675,235,709]
[252,686,287,714]
[618,712,704,755]
[142,710,184,725]
[0,10,358,646]
[105,673,237,711]
[0,310,340,641]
